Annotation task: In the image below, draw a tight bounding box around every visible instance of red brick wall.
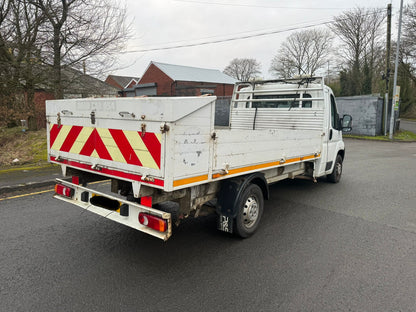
[174,81,234,96]
[105,76,123,90]
[174,81,211,96]
[220,84,234,97]
[139,64,174,96]
[34,91,55,129]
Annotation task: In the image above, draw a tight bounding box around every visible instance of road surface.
[1,139,415,311]
[401,119,416,133]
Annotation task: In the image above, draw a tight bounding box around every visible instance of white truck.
[46,77,352,241]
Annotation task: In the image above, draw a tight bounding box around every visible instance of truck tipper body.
[46,77,352,240]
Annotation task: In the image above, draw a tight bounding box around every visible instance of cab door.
[326,93,343,173]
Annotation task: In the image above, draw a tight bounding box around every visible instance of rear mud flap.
[217,215,233,233]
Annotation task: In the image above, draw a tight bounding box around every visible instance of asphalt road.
[1,139,415,312]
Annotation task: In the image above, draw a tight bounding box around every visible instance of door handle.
[329,129,333,140]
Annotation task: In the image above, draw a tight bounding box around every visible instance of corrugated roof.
[63,68,119,96]
[151,61,237,84]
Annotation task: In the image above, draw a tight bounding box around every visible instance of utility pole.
[384,4,391,136]
[327,61,330,84]
[389,0,404,139]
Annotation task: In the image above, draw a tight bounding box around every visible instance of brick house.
[121,61,236,97]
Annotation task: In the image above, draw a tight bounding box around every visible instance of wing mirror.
[341,114,352,132]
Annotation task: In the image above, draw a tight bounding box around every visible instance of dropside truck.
[46,77,352,240]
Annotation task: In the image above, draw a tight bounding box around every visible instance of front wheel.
[327,154,343,183]
[234,184,264,238]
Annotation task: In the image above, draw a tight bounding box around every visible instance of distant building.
[105,75,140,90]
[121,61,236,97]
[35,68,119,128]
[62,68,119,98]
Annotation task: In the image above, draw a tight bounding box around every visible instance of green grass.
[0,127,49,168]
[394,130,416,141]
[344,130,416,142]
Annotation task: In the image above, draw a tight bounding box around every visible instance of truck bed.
[47,94,324,193]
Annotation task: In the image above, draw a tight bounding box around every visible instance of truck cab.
[229,77,352,181]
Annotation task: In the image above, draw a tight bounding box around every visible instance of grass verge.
[0,127,50,169]
[344,130,416,142]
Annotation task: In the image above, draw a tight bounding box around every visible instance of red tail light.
[55,184,74,198]
[138,213,167,232]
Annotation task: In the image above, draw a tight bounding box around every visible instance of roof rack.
[231,77,326,107]
[236,76,324,87]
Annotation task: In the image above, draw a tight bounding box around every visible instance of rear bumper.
[54,179,172,241]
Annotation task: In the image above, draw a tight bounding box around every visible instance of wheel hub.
[336,162,342,176]
[243,196,258,228]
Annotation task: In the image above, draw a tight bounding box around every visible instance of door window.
[330,94,338,129]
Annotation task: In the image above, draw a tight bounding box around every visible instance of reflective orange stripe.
[173,153,320,187]
[173,175,209,187]
[212,153,320,179]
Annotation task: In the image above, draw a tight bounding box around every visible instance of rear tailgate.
[46,97,214,190]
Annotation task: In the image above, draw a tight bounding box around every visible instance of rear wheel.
[234,184,264,238]
[327,154,343,183]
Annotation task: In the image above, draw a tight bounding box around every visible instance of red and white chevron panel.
[49,124,162,170]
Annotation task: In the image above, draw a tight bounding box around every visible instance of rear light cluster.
[139,213,167,232]
[55,184,74,198]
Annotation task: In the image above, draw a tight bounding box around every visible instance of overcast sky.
[113,0,405,79]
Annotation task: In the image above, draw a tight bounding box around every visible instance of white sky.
[113,0,405,80]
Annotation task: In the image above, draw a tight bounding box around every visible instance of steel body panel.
[168,103,214,182]
[46,96,216,122]
[213,128,322,174]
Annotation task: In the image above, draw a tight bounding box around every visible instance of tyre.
[234,184,264,238]
[327,154,343,183]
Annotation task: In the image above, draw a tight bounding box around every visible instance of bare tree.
[0,0,12,126]
[30,0,130,98]
[0,0,12,81]
[0,0,129,128]
[330,7,385,95]
[0,0,10,25]
[224,58,261,81]
[396,0,416,115]
[0,0,45,129]
[402,0,416,79]
[269,28,333,79]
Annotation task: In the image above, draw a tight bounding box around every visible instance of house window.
[200,89,214,95]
